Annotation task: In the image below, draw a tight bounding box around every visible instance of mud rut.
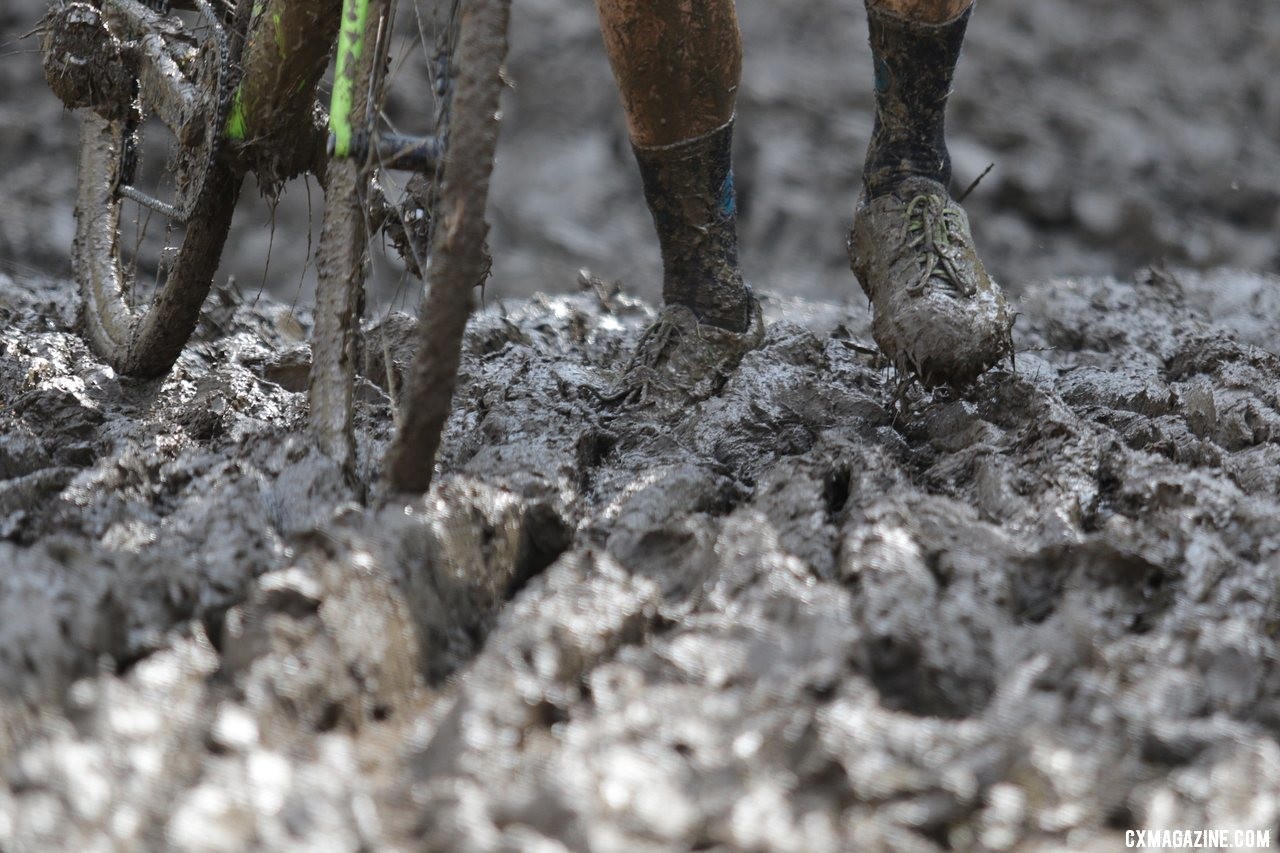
[1,265,1279,850]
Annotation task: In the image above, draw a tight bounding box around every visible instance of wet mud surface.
[3,266,1280,849]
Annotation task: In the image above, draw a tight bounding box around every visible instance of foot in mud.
[849,176,1013,389]
[633,119,754,333]
[596,298,765,413]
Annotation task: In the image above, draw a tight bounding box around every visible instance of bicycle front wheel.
[382,0,512,494]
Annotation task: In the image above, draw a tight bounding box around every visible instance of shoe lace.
[901,193,976,298]
[625,311,683,373]
[587,312,685,404]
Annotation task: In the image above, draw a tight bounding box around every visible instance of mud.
[1,264,1279,848]
[3,0,1280,848]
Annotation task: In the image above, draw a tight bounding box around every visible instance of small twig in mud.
[1008,311,1020,375]
[1140,263,1185,296]
[577,268,625,314]
[835,338,885,361]
[957,162,995,203]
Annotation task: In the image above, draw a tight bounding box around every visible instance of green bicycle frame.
[221,0,344,178]
[329,0,372,157]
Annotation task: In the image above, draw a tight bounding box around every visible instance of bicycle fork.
[330,0,444,173]
[306,0,380,477]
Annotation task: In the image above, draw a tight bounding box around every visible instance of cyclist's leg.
[863,0,974,197]
[595,0,753,333]
[872,0,972,23]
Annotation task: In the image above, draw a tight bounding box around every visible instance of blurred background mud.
[2,0,1278,308]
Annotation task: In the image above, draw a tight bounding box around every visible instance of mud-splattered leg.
[595,0,752,332]
[847,0,1014,389]
[863,0,973,198]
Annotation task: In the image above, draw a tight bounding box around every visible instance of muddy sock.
[632,119,752,333]
[863,2,971,199]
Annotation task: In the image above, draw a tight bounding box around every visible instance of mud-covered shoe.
[848,176,1013,388]
[598,299,765,412]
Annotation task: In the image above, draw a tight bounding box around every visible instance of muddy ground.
[3,264,1280,850]
[3,0,1280,851]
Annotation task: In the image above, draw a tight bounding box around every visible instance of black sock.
[863,3,971,199]
[632,120,751,333]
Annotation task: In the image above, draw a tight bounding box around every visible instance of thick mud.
[2,266,1280,849]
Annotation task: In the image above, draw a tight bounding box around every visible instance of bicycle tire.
[381,0,511,494]
[75,113,241,378]
[309,0,510,484]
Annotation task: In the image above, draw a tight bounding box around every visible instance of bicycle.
[40,0,509,491]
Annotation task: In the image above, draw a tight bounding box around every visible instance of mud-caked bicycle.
[40,0,508,491]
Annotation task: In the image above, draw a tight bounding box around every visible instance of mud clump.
[2,268,1280,849]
